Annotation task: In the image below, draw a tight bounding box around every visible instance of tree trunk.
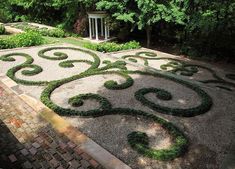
[146,25,152,48]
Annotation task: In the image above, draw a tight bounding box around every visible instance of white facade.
[88,11,110,41]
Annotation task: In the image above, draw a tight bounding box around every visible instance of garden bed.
[0,44,234,169]
[4,22,66,38]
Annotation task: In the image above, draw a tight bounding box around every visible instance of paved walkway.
[0,82,103,169]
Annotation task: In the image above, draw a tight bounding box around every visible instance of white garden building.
[87,11,110,41]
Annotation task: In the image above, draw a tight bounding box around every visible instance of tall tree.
[183,0,235,59]
[96,0,186,47]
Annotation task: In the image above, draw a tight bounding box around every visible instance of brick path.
[0,82,103,169]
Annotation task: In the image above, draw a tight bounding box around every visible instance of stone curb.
[0,74,131,169]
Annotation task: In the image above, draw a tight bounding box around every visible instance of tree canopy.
[0,0,234,61]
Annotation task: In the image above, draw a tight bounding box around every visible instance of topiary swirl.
[1,46,216,161]
[0,53,46,85]
[121,51,235,92]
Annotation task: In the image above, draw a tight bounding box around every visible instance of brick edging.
[0,75,131,169]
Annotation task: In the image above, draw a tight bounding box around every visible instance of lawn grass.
[1,34,140,52]
[44,36,91,47]
[0,34,92,50]
[0,34,11,38]
[0,33,90,47]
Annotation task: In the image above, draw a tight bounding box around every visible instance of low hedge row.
[84,40,141,53]
[59,60,93,68]
[40,74,188,161]
[0,31,44,49]
[68,93,112,109]
[0,53,47,85]
[1,47,217,161]
[31,28,66,38]
[122,51,235,91]
[6,22,66,38]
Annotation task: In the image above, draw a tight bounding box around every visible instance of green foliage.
[84,41,141,53]
[59,60,93,68]
[0,24,5,34]
[182,0,235,60]
[135,86,212,117]
[97,0,186,47]
[38,28,66,38]
[11,30,44,47]
[2,0,234,59]
[135,0,186,29]
[0,0,12,22]
[7,23,66,38]
[2,46,222,161]
[0,31,44,49]
[68,93,112,109]
[128,58,138,63]
[121,51,235,92]
[128,130,188,161]
[5,0,97,29]
[0,53,46,85]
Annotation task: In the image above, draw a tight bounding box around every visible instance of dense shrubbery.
[0,31,44,49]
[1,0,234,60]
[37,28,65,38]
[84,41,141,53]
[0,24,5,34]
[6,23,66,38]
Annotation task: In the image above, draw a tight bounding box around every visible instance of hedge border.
[0,53,47,85]
[121,52,235,91]
[1,47,216,161]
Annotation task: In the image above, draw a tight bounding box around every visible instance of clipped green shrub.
[11,30,44,47]
[8,23,66,38]
[39,28,66,38]
[84,40,141,53]
[0,39,10,49]
[0,31,44,49]
[0,24,5,34]
[122,41,141,50]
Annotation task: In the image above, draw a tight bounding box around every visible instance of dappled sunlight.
[0,82,102,168]
[177,99,186,105]
[137,157,148,166]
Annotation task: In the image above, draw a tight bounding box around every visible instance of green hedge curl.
[1,47,217,161]
[68,93,112,110]
[226,74,235,81]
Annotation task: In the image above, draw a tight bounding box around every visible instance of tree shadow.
[53,71,233,169]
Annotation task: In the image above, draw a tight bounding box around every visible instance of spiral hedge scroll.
[0,46,216,161]
[122,51,235,91]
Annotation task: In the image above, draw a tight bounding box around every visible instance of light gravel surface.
[0,44,235,169]
[111,48,235,90]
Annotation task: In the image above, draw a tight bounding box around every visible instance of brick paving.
[0,82,103,169]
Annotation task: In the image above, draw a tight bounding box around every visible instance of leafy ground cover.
[113,50,235,92]
[1,30,141,53]
[5,22,66,38]
[0,31,45,49]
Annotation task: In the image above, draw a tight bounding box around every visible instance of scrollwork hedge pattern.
[0,47,217,161]
[122,51,235,91]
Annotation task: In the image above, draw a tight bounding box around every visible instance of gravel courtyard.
[0,44,234,169]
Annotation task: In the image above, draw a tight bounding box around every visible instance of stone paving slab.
[0,81,104,169]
